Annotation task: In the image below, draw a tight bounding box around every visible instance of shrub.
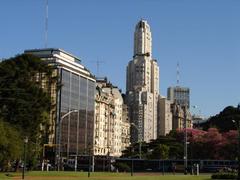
[115,162,131,172]
[211,172,237,179]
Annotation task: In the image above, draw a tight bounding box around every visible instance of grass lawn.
[0,173,12,180]
[0,171,212,180]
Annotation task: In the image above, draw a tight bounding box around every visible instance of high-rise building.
[158,96,172,136]
[167,86,190,109]
[126,20,159,143]
[24,48,96,162]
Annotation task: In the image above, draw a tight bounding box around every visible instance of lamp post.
[22,137,28,180]
[233,118,240,179]
[183,105,188,175]
[130,123,142,159]
[57,109,78,171]
[238,104,240,180]
[88,143,92,177]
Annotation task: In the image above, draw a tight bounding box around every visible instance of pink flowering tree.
[173,128,237,159]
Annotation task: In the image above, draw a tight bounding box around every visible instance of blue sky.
[0,0,239,117]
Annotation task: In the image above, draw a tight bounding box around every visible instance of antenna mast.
[96,60,104,77]
[45,0,48,48]
[177,62,180,85]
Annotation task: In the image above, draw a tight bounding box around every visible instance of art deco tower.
[126,20,159,143]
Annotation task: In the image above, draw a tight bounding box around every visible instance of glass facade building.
[24,48,95,158]
[60,69,95,156]
[167,86,190,109]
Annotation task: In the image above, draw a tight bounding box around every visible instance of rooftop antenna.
[91,60,104,77]
[45,0,48,48]
[177,61,180,85]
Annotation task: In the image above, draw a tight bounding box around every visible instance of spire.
[134,19,152,58]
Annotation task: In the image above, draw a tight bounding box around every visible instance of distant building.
[192,114,207,128]
[126,20,159,143]
[158,96,172,136]
[167,86,190,109]
[121,103,130,152]
[94,78,130,157]
[171,102,192,129]
[25,48,96,159]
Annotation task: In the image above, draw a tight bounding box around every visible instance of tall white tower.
[126,20,159,143]
[134,20,152,58]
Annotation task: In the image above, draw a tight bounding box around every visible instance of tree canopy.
[201,106,240,132]
[121,128,237,160]
[0,54,54,170]
[0,119,22,171]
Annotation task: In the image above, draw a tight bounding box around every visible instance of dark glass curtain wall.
[60,69,95,157]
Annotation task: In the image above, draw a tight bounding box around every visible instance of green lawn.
[0,173,14,180]
[0,171,212,180]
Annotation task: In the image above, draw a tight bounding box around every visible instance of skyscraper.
[126,20,159,143]
[167,86,190,109]
[158,96,172,136]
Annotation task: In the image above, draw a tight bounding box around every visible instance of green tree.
[121,135,183,160]
[0,119,22,171]
[0,54,53,136]
[150,144,169,159]
[0,54,55,170]
[201,106,240,132]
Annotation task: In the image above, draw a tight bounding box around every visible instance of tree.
[0,54,54,136]
[121,135,183,160]
[150,144,169,159]
[0,119,22,171]
[201,106,240,132]
[0,54,55,170]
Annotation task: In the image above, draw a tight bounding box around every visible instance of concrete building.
[167,86,190,109]
[171,102,192,129]
[192,114,207,128]
[94,78,130,157]
[126,20,159,143]
[121,104,130,152]
[24,48,96,161]
[158,96,172,136]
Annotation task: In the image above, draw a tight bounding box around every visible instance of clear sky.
[0,0,239,117]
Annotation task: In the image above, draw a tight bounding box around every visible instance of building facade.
[167,86,190,109]
[25,49,96,160]
[126,20,159,143]
[94,78,130,157]
[171,102,192,129]
[121,104,130,152]
[158,96,172,136]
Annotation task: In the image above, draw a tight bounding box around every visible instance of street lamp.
[232,117,240,179]
[130,123,142,159]
[183,105,188,175]
[237,110,240,180]
[22,137,28,180]
[88,142,92,177]
[57,109,78,171]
